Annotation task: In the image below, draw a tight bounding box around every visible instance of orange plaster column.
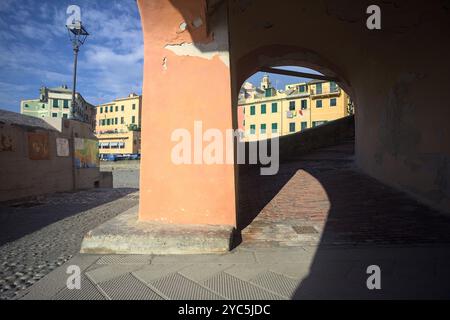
[137,0,236,226]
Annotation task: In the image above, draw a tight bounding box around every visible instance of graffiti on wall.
[74,138,99,168]
[28,133,50,160]
[0,131,15,152]
[56,138,70,157]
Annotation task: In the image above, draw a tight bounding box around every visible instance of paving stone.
[149,273,224,300]
[86,264,145,284]
[202,272,284,300]
[96,255,152,265]
[98,273,163,300]
[152,250,256,264]
[0,188,138,300]
[20,254,101,300]
[132,264,192,283]
[179,264,234,282]
[254,248,313,264]
[250,271,300,298]
[267,263,312,279]
[224,264,270,281]
[53,275,105,300]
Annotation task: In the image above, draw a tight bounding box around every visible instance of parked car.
[100,154,118,161]
[129,153,141,160]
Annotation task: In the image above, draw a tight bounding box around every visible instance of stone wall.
[0,111,112,202]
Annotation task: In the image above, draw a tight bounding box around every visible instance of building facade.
[95,93,142,155]
[238,76,352,141]
[20,85,96,130]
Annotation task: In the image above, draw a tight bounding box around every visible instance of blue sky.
[0,0,143,112]
[248,67,323,91]
[0,0,321,113]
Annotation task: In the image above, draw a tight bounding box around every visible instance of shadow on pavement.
[0,188,138,246]
[237,141,450,299]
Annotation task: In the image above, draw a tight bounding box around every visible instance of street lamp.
[66,20,89,119]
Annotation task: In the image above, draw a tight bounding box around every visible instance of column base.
[80,206,235,255]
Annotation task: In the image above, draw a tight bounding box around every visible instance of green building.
[20,85,96,130]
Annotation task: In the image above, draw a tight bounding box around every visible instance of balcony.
[310,88,341,98]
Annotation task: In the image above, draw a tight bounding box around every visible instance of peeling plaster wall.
[137,0,237,225]
[228,0,450,213]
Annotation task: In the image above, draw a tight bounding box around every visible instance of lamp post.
[66,20,89,119]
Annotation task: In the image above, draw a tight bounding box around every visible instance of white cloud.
[0,0,144,109]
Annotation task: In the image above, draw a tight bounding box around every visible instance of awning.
[99,142,110,147]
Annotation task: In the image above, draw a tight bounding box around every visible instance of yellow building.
[95,93,142,155]
[238,76,352,141]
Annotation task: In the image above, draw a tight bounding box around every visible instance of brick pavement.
[238,141,450,248]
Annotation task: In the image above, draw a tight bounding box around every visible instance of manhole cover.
[292,226,318,234]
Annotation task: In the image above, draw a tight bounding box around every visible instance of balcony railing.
[310,88,341,97]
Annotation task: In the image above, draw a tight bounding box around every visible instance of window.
[299,85,306,93]
[63,100,69,108]
[52,99,59,108]
[115,106,118,112]
[250,105,255,115]
[250,125,256,135]
[115,118,118,125]
[62,114,68,119]
[121,105,124,111]
[132,116,136,124]
[107,119,111,125]
[261,104,266,114]
[102,119,106,126]
[105,107,108,113]
[289,122,295,132]
[272,123,278,133]
[316,83,323,94]
[271,103,278,113]
[132,104,136,110]
[42,104,45,109]
[100,107,103,114]
[301,122,308,130]
[25,104,29,108]
[121,117,124,124]
[316,100,323,108]
[260,124,266,134]
[289,101,295,111]
[52,113,58,118]
[330,98,337,107]
[110,106,113,112]
[330,82,338,92]
[301,100,308,110]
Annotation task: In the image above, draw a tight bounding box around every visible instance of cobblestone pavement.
[0,188,139,300]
